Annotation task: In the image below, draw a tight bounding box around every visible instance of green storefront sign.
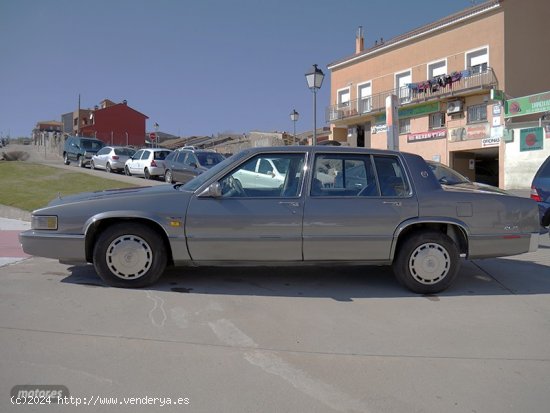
[375,101,440,123]
[519,127,543,152]
[505,91,550,118]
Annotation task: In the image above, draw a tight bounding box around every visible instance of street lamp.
[305,64,324,145]
[153,122,159,148]
[290,109,299,145]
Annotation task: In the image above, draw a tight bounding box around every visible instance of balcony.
[326,67,498,123]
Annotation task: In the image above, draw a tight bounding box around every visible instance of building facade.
[79,99,148,146]
[326,0,550,188]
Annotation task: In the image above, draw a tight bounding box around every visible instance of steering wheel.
[224,176,245,197]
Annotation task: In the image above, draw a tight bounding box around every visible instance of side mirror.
[198,182,222,198]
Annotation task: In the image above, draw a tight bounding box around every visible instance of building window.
[466,47,488,74]
[399,118,410,134]
[429,112,446,129]
[395,70,412,104]
[357,82,372,113]
[337,88,350,108]
[467,103,487,123]
[428,60,447,79]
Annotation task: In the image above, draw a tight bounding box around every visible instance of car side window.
[175,152,186,163]
[133,150,143,159]
[141,151,151,160]
[219,153,306,198]
[184,154,198,167]
[258,159,273,175]
[96,147,109,156]
[311,154,378,197]
[372,156,410,197]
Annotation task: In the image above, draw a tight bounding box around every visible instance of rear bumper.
[468,232,539,258]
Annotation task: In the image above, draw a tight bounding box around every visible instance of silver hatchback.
[91,146,136,173]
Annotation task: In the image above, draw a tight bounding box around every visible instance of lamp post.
[290,109,299,145]
[305,64,324,146]
[153,122,159,148]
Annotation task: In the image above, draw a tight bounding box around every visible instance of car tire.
[78,156,85,168]
[90,160,95,170]
[63,153,70,165]
[165,170,173,183]
[125,166,132,176]
[106,163,112,173]
[93,222,167,288]
[392,231,459,294]
[144,168,151,179]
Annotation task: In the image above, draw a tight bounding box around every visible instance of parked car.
[63,136,105,168]
[91,146,136,173]
[426,161,508,195]
[530,156,550,232]
[124,148,172,179]
[20,147,540,294]
[164,149,225,184]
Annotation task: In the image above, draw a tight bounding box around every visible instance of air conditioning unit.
[447,100,463,114]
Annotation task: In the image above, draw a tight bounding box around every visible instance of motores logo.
[11,385,69,404]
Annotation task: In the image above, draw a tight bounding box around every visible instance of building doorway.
[450,147,499,187]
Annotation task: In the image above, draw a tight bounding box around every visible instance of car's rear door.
[186,152,307,261]
[303,152,418,261]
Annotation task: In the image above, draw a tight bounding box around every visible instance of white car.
[124,148,172,179]
[91,146,136,173]
[233,157,287,189]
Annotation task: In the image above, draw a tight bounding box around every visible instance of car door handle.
[383,201,402,206]
[279,201,300,207]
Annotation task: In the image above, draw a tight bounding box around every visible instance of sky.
[0,0,477,139]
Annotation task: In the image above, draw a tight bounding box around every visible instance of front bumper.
[19,230,88,264]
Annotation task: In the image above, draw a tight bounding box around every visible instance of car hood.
[45,185,184,207]
[442,182,509,195]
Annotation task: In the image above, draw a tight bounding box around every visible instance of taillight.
[151,160,157,167]
[530,186,542,202]
[111,155,119,160]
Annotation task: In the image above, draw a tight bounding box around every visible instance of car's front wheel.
[90,160,95,170]
[93,223,167,288]
[392,231,459,294]
[125,166,132,176]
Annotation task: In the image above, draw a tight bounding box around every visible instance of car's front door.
[170,152,187,182]
[303,153,419,261]
[129,150,143,174]
[186,152,307,261]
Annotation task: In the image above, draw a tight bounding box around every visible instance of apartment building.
[326,0,550,188]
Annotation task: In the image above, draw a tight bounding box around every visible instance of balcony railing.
[326,67,498,123]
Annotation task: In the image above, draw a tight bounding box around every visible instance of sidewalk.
[0,214,30,267]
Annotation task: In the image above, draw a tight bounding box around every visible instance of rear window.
[154,151,171,160]
[537,157,550,176]
[114,148,135,156]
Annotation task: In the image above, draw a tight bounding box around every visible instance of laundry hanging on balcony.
[407,70,468,96]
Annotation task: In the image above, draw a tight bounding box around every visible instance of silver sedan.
[20,146,540,294]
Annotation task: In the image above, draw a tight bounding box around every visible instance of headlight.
[31,215,58,230]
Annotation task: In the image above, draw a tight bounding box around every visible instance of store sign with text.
[466,124,489,140]
[505,91,550,118]
[407,129,446,143]
[520,127,543,152]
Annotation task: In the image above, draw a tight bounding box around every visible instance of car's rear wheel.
[78,156,85,168]
[392,231,459,294]
[93,223,167,288]
[165,170,173,183]
[125,166,132,176]
[144,168,151,179]
[63,153,70,165]
[106,163,112,173]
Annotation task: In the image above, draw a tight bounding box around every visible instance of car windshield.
[181,150,250,192]
[428,162,470,185]
[196,152,224,167]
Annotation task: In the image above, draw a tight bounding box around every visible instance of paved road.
[1,210,549,412]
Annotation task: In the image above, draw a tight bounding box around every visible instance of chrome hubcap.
[408,242,450,285]
[106,235,152,280]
